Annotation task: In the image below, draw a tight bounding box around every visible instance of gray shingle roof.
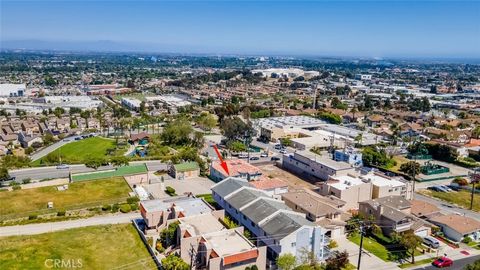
[260,212,314,241]
[211,177,249,198]
[225,188,266,210]
[241,198,289,224]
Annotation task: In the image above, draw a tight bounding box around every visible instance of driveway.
[334,236,400,270]
[0,212,141,237]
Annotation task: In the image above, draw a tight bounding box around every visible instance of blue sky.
[1,1,479,57]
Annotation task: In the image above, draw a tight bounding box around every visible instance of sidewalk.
[0,212,141,237]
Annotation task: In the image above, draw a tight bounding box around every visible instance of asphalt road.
[0,212,141,237]
[414,193,480,220]
[412,254,480,270]
[8,160,166,182]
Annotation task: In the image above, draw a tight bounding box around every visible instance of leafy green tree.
[276,253,297,270]
[84,155,107,169]
[161,254,189,270]
[400,161,421,177]
[318,112,342,124]
[53,107,65,118]
[228,140,247,152]
[196,112,217,131]
[161,118,193,147]
[110,155,129,166]
[221,116,256,143]
[400,232,423,264]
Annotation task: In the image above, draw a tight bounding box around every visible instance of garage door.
[415,229,429,238]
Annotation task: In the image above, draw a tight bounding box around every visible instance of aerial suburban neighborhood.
[1,1,480,270]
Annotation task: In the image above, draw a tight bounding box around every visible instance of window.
[291,242,296,248]
[251,221,255,227]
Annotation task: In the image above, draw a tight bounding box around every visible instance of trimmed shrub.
[119,204,132,213]
[462,236,472,244]
[165,186,176,196]
[127,196,140,204]
[28,214,38,220]
[57,210,66,216]
[156,241,165,253]
[130,203,139,211]
[102,204,112,211]
[12,185,21,191]
[111,204,119,213]
[22,178,31,184]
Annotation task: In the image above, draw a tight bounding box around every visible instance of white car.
[260,153,268,158]
[56,164,70,169]
[279,149,287,154]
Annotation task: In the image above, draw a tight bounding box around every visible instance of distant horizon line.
[2,38,480,63]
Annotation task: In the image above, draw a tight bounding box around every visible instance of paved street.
[8,160,166,182]
[0,212,141,237]
[412,254,480,270]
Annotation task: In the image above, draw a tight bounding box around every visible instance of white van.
[423,236,440,249]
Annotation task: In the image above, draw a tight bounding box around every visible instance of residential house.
[359,196,432,237]
[140,196,216,232]
[210,159,262,182]
[429,214,480,242]
[177,213,266,270]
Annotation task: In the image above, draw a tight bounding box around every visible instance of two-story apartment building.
[282,151,356,182]
[211,177,329,264]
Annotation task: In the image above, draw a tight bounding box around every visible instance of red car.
[432,257,453,268]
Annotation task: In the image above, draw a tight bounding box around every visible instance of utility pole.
[470,167,480,210]
[357,222,365,270]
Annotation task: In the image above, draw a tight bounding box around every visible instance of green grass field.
[0,224,157,270]
[0,177,131,220]
[419,189,479,212]
[32,137,121,166]
[349,234,391,261]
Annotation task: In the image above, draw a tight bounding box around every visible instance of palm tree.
[350,106,358,122]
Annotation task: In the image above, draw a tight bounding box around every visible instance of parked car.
[446,185,462,191]
[74,137,82,141]
[274,144,282,150]
[440,185,454,192]
[271,156,281,161]
[238,154,248,159]
[428,186,445,192]
[279,149,287,154]
[56,164,70,169]
[0,175,15,182]
[250,156,260,161]
[437,186,451,192]
[260,153,268,158]
[423,236,440,249]
[432,257,453,268]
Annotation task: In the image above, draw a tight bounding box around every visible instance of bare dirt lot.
[257,164,315,189]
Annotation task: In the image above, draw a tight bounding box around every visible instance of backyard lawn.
[0,177,131,220]
[349,234,390,261]
[32,137,122,165]
[0,224,157,270]
[419,189,480,212]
